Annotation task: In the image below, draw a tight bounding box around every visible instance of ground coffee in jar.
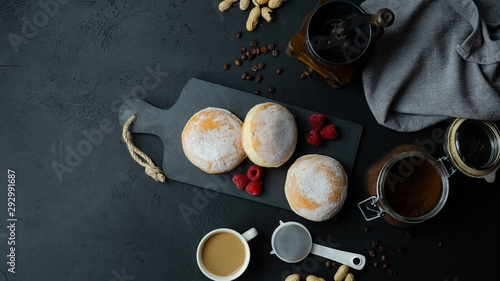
[360,145,449,227]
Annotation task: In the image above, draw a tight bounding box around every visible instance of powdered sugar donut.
[241,102,298,167]
[182,107,246,173]
[285,154,348,222]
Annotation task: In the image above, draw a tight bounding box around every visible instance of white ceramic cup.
[196,228,258,281]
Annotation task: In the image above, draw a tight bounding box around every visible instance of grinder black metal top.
[287,0,394,88]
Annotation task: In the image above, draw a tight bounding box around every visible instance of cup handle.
[241,228,258,241]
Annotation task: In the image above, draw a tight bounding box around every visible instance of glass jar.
[359,119,500,227]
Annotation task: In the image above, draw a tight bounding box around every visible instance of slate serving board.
[118,78,363,210]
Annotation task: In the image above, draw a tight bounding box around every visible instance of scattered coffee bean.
[379,246,387,253]
[236,31,242,39]
[250,40,258,46]
[255,48,261,55]
[241,54,248,60]
[251,48,257,55]
[406,232,414,239]
[332,261,340,268]
[276,68,283,74]
[272,49,279,57]
[241,72,249,80]
[398,247,406,254]
[326,260,332,268]
[373,261,379,268]
[257,62,265,70]
[246,74,255,81]
[383,263,390,269]
[438,241,444,248]
[389,269,397,277]
[268,87,275,93]
[369,250,375,258]
[372,241,379,248]
[254,90,261,95]
[255,74,262,83]
[240,47,246,53]
[381,255,388,262]
[300,72,309,79]
[246,51,251,57]
[268,43,275,50]
[364,227,371,232]
[235,59,242,66]
[252,65,259,72]
[248,54,256,61]
[261,46,269,53]
[223,63,230,70]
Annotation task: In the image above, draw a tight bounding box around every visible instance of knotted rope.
[122,115,166,182]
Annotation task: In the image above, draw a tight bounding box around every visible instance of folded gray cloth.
[361,0,500,132]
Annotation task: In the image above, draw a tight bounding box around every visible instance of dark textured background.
[0,0,499,280]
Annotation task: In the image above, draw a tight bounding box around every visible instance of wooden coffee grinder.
[287,0,394,88]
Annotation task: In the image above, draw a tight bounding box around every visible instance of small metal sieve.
[270,221,366,270]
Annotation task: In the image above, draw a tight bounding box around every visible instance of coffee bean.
[235,59,242,66]
[398,247,406,254]
[241,72,249,80]
[389,269,397,277]
[236,31,242,39]
[383,263,390,269]
[379,246,387,253]
[372,241,379,248]
[250,40,258,46]
[272,49,279,57]
[255,74,262,83]
[241,54,248,61]
[223,63,230,70]
[369,250,375,258]
[246,51,251,57]
[246,74,255,81]
[326,260,332,268]
[381,255,388,262]
[373,261,379,268]
[300,72,309,79]
[257,62,265,70]
[256,48,261,55]
[252,65,259,72]
[407,232,414,239]
[240,47,246,53]
[268,87,275,93]
[268,43,275,50]
[254,90,261,95]
[276,68,283,74]
[438,241,444,248]
[251,48,257,55]
[332,261,340,268]
[261,46,269,53]
[248,54,256,61]
[364,227,371,232]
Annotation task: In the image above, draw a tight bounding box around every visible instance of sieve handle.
[311,244,366,270]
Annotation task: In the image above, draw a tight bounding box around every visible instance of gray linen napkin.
[360,0,500,132]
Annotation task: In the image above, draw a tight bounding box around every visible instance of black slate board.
[118,78,363,210]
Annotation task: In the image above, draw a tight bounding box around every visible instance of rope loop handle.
[122,115,166,182]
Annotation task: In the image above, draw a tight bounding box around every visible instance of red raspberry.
[232,173,250,190]
[309,114,326,131]
[307,130,324,147]
[246,179,262,196]
[320,124,339,140]
[247,165,262,181]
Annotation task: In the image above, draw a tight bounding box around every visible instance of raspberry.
[232,173,249,190]
[309,114,326,131]
[307,130,324,147]
[247,165,262,181]
[320,124,339,140]
[246,179,262,196]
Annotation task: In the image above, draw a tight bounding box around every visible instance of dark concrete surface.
[0,0,498,280]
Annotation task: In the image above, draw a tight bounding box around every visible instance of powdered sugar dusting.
[249,103,297,166]
[285,155,348,221]
[182,108,246,173]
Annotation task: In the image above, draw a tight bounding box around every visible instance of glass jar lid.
[444,119,500,182]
